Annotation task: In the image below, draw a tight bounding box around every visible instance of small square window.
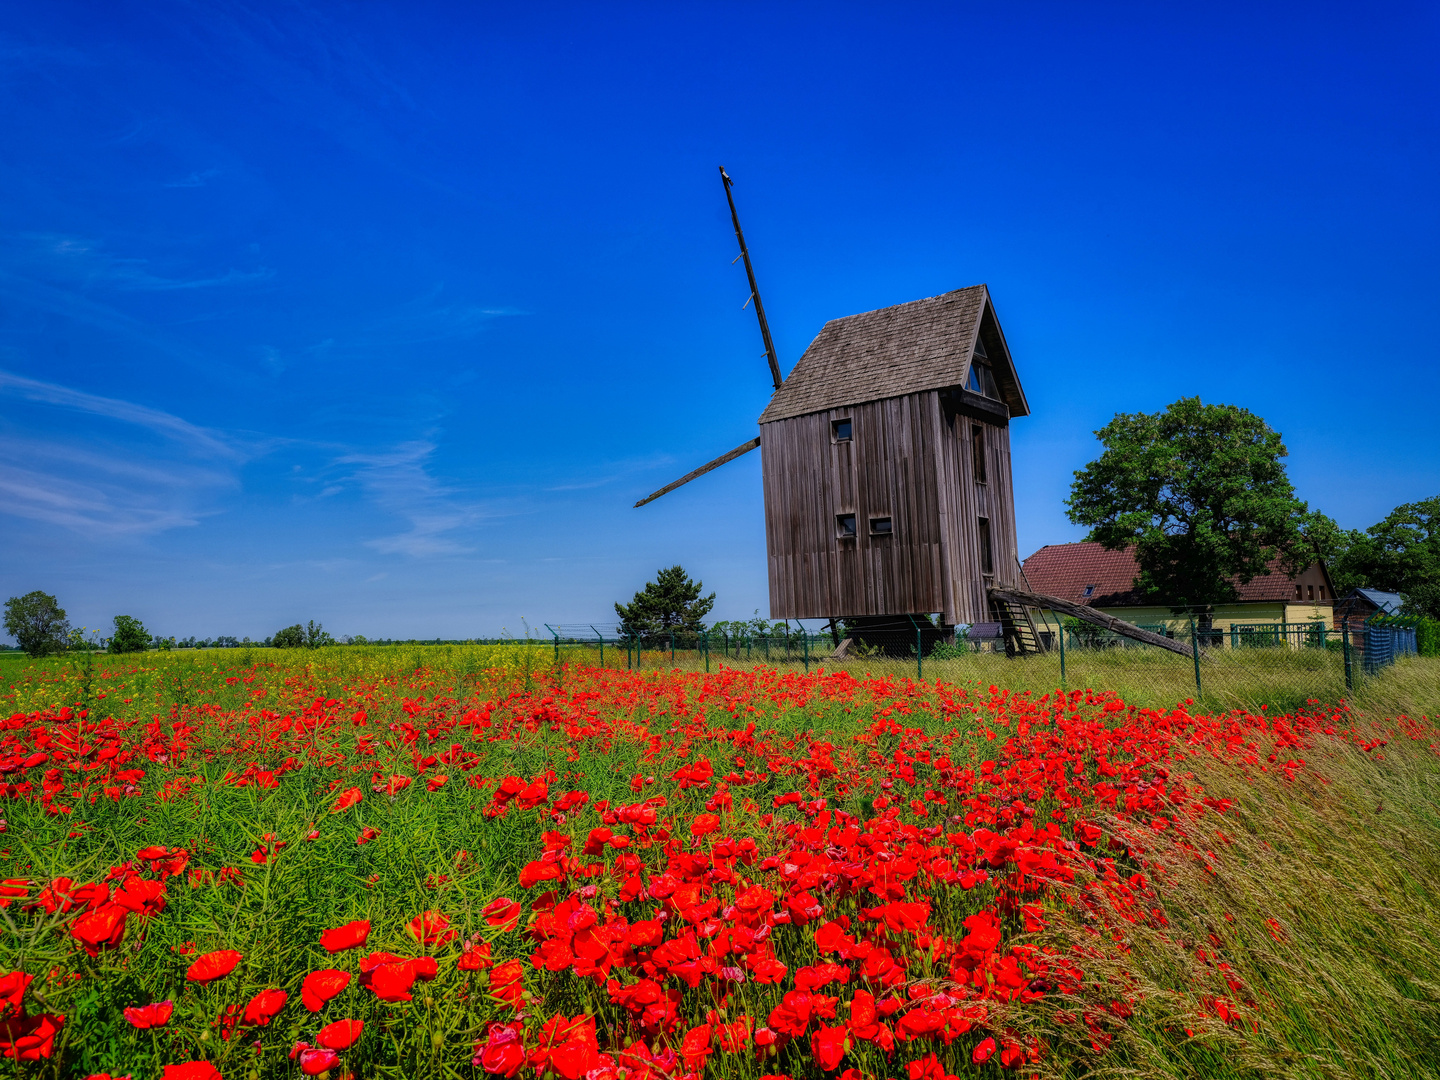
[832,418,852,442]
[1082,584,1095,599]
[836,513,856,538]
[870,516,892,536]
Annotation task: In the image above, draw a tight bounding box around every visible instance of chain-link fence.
[545,611,1429,712]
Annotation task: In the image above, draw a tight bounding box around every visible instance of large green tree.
[1066,398,1321,615]
[3,591,71,657]
[615,566,715,639]
[109,615,150,654]
[1333,495,1440,618]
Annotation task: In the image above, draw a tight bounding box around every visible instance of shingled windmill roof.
[757,284,1028,424]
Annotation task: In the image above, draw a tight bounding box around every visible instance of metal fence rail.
[535,611,1422,708]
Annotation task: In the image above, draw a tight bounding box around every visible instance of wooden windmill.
[637,169,1193,658]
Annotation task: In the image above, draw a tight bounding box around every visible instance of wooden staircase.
[991,594,1045,657]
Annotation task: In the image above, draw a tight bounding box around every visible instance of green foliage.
[1067,397,1314,610]
[109,614,150,654]
[271,624,306,648]
[1415,618,1440,658]
[3,590,71,657]
[270,621,335,649]
[1333,495,1440,619]
[614,565,715,638]
[304,620,335,648]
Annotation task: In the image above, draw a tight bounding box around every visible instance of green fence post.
[909,615,922,682]
[670,630,675,666]
[703,631,710,674]
[593,627,604,668]
[1342,617,1352,691]
[1189,614,1202,701]
[1058,612,1066,689]
[802,623,810,672]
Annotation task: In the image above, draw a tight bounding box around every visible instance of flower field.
[2,651,1440,1080]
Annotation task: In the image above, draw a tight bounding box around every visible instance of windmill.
[634,169,1195,659]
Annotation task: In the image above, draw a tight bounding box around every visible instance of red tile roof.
[1021,541,1316,607]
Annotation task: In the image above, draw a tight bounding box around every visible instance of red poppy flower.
[330,787,362,813]
[0,971,31,1021]
[320,920,371,953]
[296,1046,339,1076]
[356,826,380,845]
[301,969,351,1012]
[161,1065,219,1080]
[242,988,286,1027]
[810,1024,849,1071]
[367,961,418,1002]
[70,904,128,957]
[113,877,167,918]
[406,910,456,946]
[475,1021,525,1078]
[680,1024,713,1070]
[123,1000,174,1029]
[482,897,521,931]
[690,813,720,837]
[426,773,449,791]
[0,1012,63,1060]
[186,949,242,984]
[972,1036,997,1064]
[518,860,563,889]
[316,1018,363,1050]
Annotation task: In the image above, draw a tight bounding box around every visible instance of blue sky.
[2,2,1437,641]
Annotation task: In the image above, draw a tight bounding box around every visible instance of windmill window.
[1083,585,1096,599]
[971,425,987,484]
[1308,584,1315,601]
[978,517,994,575]
[967,353,1000,399]
[836,514,856,538]
[1295,584,1302,600]
[870,516,893,536]
[832,418,852,442]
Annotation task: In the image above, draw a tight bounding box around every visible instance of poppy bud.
[431,1032,444,1050]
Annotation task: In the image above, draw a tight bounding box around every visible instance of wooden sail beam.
[720,167,784,391]
[634,437,761,508]
[988,586,1196,659]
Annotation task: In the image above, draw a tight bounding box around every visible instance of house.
[756,285,1029,627]
[1020,541,1336,642]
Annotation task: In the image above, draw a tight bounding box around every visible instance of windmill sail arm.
[634,437,761,508]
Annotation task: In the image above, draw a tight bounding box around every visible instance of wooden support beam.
[988,586,1196,659]
[634,437,761,508]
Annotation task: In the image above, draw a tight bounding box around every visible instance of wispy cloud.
[8,233,273,293]
[163,168,221,189]
[0,439,231,536]
[0,372,248,538]
[0,369,240,459]
[333,440,504,558]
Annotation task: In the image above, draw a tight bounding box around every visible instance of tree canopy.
[110,615,150,654]
[1332,495,1440,618]
[615,566,715,639]
[3,591,71,658]
[1066,398,1320,611]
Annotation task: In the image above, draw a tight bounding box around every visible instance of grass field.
[1,647,1437,1079]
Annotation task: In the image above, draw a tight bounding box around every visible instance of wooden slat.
[634,438,760,507]
[988,587,1196,658]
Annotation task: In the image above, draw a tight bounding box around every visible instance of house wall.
[1088,602,1336,644]
[759,389,1020,624]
